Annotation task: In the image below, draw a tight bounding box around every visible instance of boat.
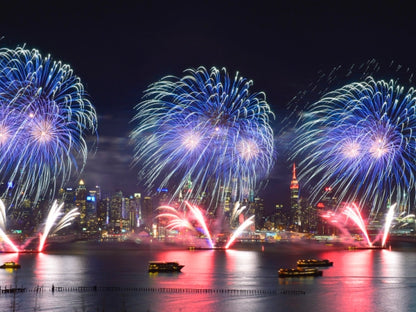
[0,261,21,269]
[148,261,184,272]
[187,246,226,250]
[297,259,333,267]
[347,245,387,250]
[278,268,322,278]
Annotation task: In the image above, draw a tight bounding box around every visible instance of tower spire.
[290,163,300,230]
[290,163,298,190]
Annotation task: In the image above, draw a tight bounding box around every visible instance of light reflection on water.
[0,242,415,311]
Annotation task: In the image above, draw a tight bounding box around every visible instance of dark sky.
[1,1,416,207]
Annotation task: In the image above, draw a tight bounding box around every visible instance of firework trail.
[184,201,214,248]
[224,215,254,249]
[0,199,18,252]
[230,201,247,226]
[156,202,255,249]
[381,203,396,247]
[395,213,415,228]
[156,203,214,247]
[156,206,195,231]
[342,203,372,246]
[0,47,97,207]
[321,203,396,247]
[131,66,275,211]
[0,198,6,230]
[38,200,79,252]
[292,77,416,214]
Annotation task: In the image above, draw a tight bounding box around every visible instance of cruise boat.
[278,268,322,278]
[187,246,226,250]
[347,245,387,250]
[297,259,333,267]
[148,261,184,273]
[0,261,21,269]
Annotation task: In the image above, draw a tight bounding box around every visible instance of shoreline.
[7,234,415,253]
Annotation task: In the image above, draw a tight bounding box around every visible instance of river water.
[0,240,415,312]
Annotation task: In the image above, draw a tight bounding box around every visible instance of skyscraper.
[75,180,87,231]
[290,163,300,230]
[109,191,123,233]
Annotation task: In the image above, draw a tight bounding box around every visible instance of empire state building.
[290,163,300,229]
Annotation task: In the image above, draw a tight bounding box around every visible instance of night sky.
[1,1,416,208]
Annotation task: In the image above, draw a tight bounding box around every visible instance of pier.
[0,285,306,296]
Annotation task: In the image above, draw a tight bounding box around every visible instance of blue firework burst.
[131,66,275,211]
[292,77,416,214]
[0,47,97,206]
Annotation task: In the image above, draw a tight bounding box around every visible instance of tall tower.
[290,163,300,230]
[75,179,87,231]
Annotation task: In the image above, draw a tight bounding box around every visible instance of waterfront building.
[316,187,337,235]
[96,197,109,231]
[253,196,265,230]
[142,196,153,232]
[271,203,286,230]
[129,193,142,230]
[62,187,76,211]
[75,180,87,232]
[109,191,123,233]
[85,190,98,235]
[299,198,317,233]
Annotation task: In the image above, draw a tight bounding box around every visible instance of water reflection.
[379,249,404,277]
[0,246,415,311]
[0,252,21,287]
[34,252,88,287]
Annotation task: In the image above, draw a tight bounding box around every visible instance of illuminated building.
[271,203,286,230]
[142,196,153,232]
[109,191,123,233]
[316,187,337,235]
[253,196,265,230]
[62,187,76,211]
[290,163,300,230]
[223,187,232,214]
[299,199,317,233]
[129,193,142,230]
[75,180,87,232]
[85,190,98,234]
[97,197,109,231]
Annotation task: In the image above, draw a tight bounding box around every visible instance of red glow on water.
[158,201,254,249]
[148,249,219,312]
[38,233,45,252]
[315,251,383,309]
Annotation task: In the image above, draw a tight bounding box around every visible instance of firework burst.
[131,66,275,211]
[0,47,97,206]
[292,77,416,214]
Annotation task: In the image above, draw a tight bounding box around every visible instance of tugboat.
[148,261,184,272]
[297,259,333,267]
[0,261,21,269]
[278,268,323,278]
